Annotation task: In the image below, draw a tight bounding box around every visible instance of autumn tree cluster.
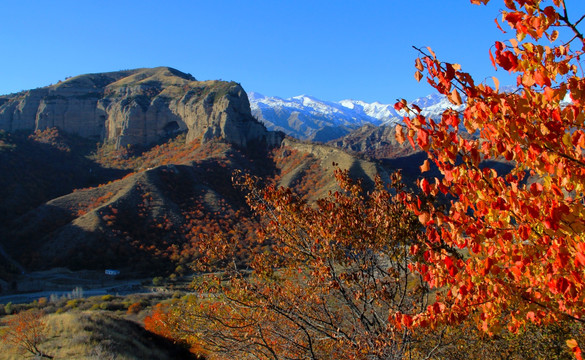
[147,0,585,359]
[394,0,585,355]
[149,170,436,359]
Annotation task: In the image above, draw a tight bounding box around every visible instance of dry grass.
[0,310,197,360]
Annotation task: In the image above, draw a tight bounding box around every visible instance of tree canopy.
[395,0,585,357]
[147,1,585,358]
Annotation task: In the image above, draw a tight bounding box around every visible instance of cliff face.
[0,67,282,148]
[329,123,415,159]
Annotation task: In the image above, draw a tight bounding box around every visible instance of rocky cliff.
[0,67,282,148]
[329,123,414,159]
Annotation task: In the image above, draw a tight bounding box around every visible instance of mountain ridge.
[0,68,387,280]
[0,67,283,149]
[249,91,464,142]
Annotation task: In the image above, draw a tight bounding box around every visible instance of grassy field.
[0,291,199,360]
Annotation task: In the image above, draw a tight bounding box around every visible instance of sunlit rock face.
[0,67,282,148]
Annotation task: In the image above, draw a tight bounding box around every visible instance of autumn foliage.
[0,310,52,359]
[393,0,585,356]
[146,169,437,359]
[142,0,585,358]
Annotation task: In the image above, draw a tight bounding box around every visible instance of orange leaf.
[417,129,430,149]
[550,30,559,42]
[544,86,555,101]
[415,71,423,82]
[575,252,585,267]
[492,76,500,92]
[415,57,424,71]
[427,46,436,59]
[568,339,579,349]
[489,49,497,70]
[494,17,506,33]
[395,124,406,144]
[567,339,583,360]
[418,212,430,225]
[420,159,431,173]
[534,71,550,87]
[450,89,463,105]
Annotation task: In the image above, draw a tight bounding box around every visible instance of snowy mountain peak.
[247,91,267,101]
[248,91,463,142]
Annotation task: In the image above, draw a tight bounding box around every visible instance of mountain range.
[0,67,386,284]
[0,65,472,291]
[249,91,465,142]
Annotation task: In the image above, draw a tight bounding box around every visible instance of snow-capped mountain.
[411,93,466,120]
[249,92,463,142]
[249,92,402,142]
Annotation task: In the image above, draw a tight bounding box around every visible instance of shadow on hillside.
[381,151,516,190]
[0,131,130,225]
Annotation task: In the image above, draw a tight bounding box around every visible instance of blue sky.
[1,1,584,103]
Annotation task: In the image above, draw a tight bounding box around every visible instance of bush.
[4,302,12,315]
[37,297,48,307]
[127,302,142,314]
[66,299,81,308]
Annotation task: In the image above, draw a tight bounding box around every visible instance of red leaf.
[534,71,550,87]
[505,11,524,25]
[408,135,416,149]
[575,252,585,267]
[529,182,543,196]
[417,129,430,149]
[445,63,456,81]
[494,18,506,33]
[420,178,431,194]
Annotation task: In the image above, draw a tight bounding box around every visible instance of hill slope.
[0,131,382,280]
[1,311,197,360]
[0,69,385,283]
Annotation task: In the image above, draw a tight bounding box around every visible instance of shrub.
[4,302,12,315]
[127,302,142,314]
[66,299,81,308]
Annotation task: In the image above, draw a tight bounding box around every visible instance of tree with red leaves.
[0,310,52,359]
[395,0,585,357]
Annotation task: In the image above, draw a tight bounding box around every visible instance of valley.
[0,67,422,358]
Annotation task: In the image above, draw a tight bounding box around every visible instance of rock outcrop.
[329,123,414,159]
[0,67,283,148]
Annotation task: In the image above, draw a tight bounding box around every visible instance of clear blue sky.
[1,1,584,103]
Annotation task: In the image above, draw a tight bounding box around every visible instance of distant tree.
[0,309,52,359]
